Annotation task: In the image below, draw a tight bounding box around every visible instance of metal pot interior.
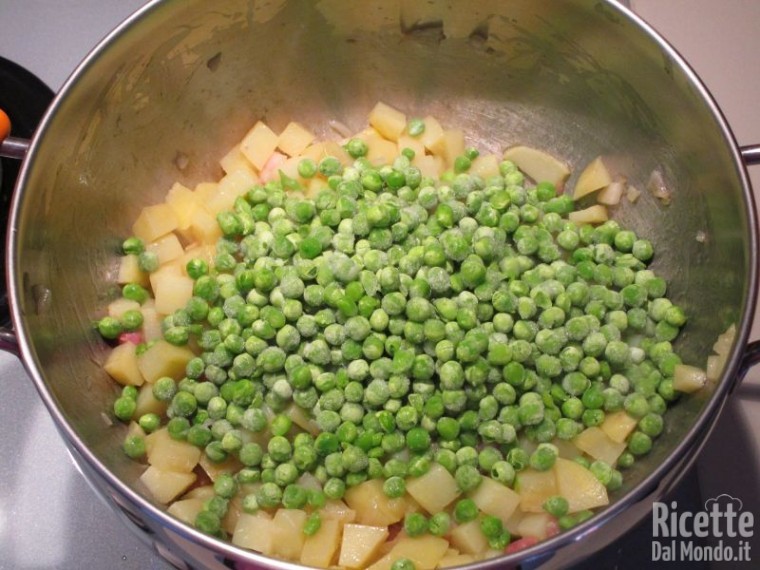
[9,0,756,565]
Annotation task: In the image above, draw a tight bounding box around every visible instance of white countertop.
[0,1,759,569]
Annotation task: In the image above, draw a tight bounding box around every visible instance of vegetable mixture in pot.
[96,102,710,569]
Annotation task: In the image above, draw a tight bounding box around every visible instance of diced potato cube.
[321,500,357,525]
[554,457,609,513]
[107,298,140,319]
[673,364,708,393]
[516,512,554,540]
[713,324,736,357]
[204,168,258,215]
[469,476,521,523]
[439,552,477,568]
[132,203,179,243]
[368,101,407,141]
[515,469,558,513]
[145,428,202,473]
[165,182,198,230]
[137,339,195,384]
[344,479,407,527]
[449,519,489,555]
[117,254,149,287]
[219,144,255,176]
[573,156,613,199]
[412,154,444,179]
[388,536,450,569]
[271,509,308,561]
[278,121,316,157]
[240,121,279,171]
[134,381,167,418]
[568,204,609,225]
[553,438,583,460]
[502,145,571,189]
[301,517,342,568]
[600,410,639,444]
[140,302,163,343]
[418,116,444,151]
[150,268,194,315]
[232,512,276,555]
[405,463,461,514]
[574,427,627,466]
[167,497,205,525]
[140,465,196,504]
[285,403,320,435]
[428,128,465,168]
[504,508,524,536]
[199,452,243,482]
[103,342,144,386]
[396,134,425,159]
[597,179,626,206]
[469,153,501,179]
[184,484,216,500]
[706,354,725,382]
[147,233,184,267]
[338,524,389,569]
[366,136,398,168]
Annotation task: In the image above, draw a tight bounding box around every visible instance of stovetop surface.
[0,2,758,569]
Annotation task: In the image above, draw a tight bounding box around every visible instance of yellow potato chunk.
[418,116,444,151]
[140,302,163,343]
[516,512,554,540]
[366,136,398,168]
[140,465,196,504]
[147,233,184,267]
[321,500,357,525]
[673,364,708,393]
[277,121,315,157]
[449,519,489,555]
[438,552,477,568]
[428,128,465,168]
[165,182,198,230]
[204,168,258,215]
[134,382,167,418]
[107,298,140,319]
[515,468,558,513]
[412,154,444,179]
[219,143,255,176]
[405,463,461,514]
[387,535,450,569]
[502,145,571,188]
[167,497,205,525]
[554,457,609,513]
[232,512,276,555]
[368,101,407,141]
[132,203,179,243]
[301,517,342,568]
[240,121,279,171]
[103,342,144,387]
[338,524,389,569]
[344,479,407,527]
[117,254,149,287]
[574,426,627,466]
[145,428,202,473]
[573,155,613,200]
[469,476,521,523]
[600,410,639,444]
[469,153,501,179]
[199,452,243,482]
[396,133,425,158]
[150,267,194,315]
[284,403,320,435]
[568,204,609,225]
[137,339,195,384]
[271,509,308,561]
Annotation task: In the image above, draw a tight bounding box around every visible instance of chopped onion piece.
[597,178,626,206]
[712,324,736,357]
[647,169,671,205]
[706,354,725,382]
[626,185,641,203]
[673,364,707,393]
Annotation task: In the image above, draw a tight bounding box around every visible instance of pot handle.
[0,109,30,160]
[741,144,760,166]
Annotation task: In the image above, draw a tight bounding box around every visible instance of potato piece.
[418,116,444,151]
[597,178,626,206]
[368,101,407,141]
[412,154,443,179]
[240,121,279,171]
[573,156,613,200]
[219,143,255,176]
[165,182,198,230]
[272,509,308,561]
[132,203,179,243]
[167,497,205,525]
[568,204,609,225]
[232,512,276,555]
[199,453,243,482]
[285,403,320,435]
[301,517,342,568]
[366,136,398,168]
[367,535,450,570]
[134,382,168,418]
[469,153,501,179]
[204,168,258,216]
[147,233,184,267]
[673,364,708,393]
[150,268,194,315]
[140,465,196,504]
[515,469,558,513]
[574,426,627,466]
[516,512,554,540]
[344,479,407,527]
[187,205,222,245]
[502,145,571,188]
[103,342,144,387]
[140,302,163,343]
[553,438,582,460]
[278,122,315,157]
[469,477,521,523]
[338,524,389,569]
[554,457,609,513]
[107,298,140,319]
[117,254,149,287]
[439,552,477,568]
[145,428,202,473]
[184,484,216,500]
[600,410,639,444]
[321,499,357,525]
[397,133,425,159]
[428,128,465,168]
[449,519,489,555]
[706,354,725,382]
[405,463,460,514]
[713,324,736,357]
[137,339,195,384]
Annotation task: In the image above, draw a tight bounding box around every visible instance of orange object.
[0,109,10,142]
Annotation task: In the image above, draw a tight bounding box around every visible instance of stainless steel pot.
[2,1,760,568]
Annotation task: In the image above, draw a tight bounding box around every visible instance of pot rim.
[6,0,759,567]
